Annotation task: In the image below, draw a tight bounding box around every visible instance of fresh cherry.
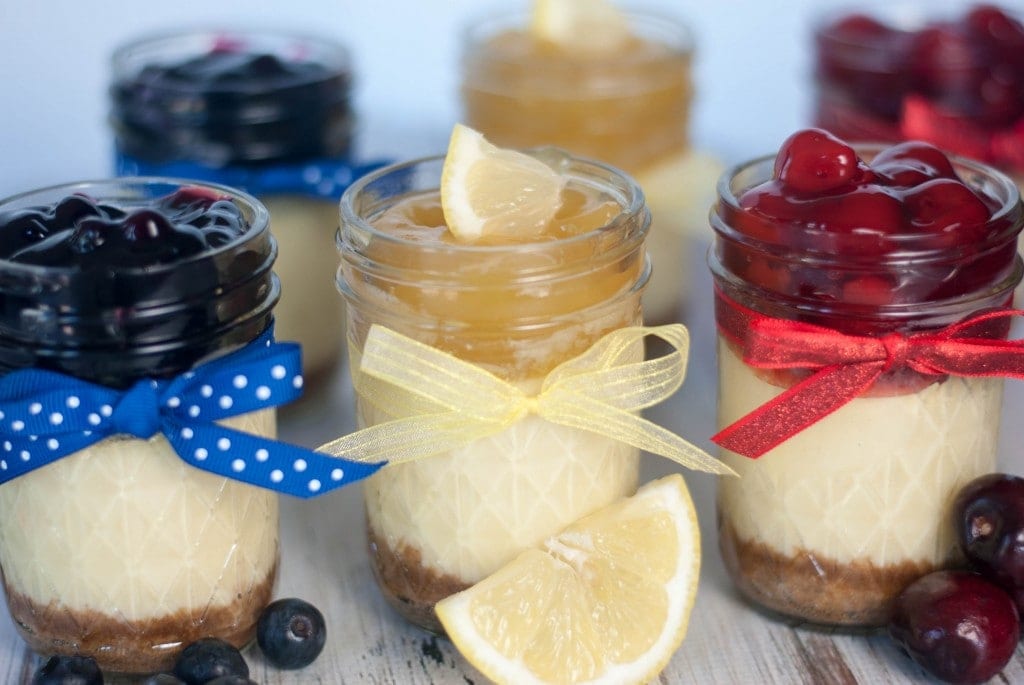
[955,473,1024,591]
[889,570,1019,684]
[773,128,862,194]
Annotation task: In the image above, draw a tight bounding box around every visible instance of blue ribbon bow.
[0,331,383,498]
[115,153,388,200]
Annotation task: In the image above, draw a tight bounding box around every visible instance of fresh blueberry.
[31,655,103,685]
[257,597,327,669]
[172,637,249,684]
[141,675,186,685]
[206,677,258,685]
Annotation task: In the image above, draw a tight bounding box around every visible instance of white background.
[0,0,998,198]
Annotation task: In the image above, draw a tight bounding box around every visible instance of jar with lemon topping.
[335,125,652,631]
[460,0,718,323]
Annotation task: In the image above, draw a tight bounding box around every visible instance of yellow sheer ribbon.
[317,323,733,475]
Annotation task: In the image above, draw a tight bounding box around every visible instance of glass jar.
[0,178,280,673]
[110,29,355,380]
[460,9,702,323]
[812,4,1024,182]
[709,149,1024,626]
[337,153,650,632]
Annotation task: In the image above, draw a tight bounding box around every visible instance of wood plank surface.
[2,246,1024,684]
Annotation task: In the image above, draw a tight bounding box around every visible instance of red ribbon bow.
[711,290,1024,459]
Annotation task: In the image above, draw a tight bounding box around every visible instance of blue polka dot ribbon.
[115,153,389,200]
[0,331,383,498]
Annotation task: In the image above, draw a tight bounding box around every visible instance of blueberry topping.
[257,597,327,669]
[52,195,101,227]
[111,32,352,165]
[0,188,248,267]
[31,655,103,685]
[206,677,258,685]
[172,637,249,684]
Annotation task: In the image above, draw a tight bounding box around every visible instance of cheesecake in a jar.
[337,128,650,632]
[0,179,282,672]
[110,29,356,379]
[460,0,716,323]
[709,129,1024,626]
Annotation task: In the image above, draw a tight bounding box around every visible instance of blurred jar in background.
[110,29,359,381]
[461,0,720,323]
[813,4,1024,184]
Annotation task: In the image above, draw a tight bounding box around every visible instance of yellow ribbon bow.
[318,323,733,475]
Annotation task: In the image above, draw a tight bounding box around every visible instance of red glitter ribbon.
[901,95,1024,175]
[711,289,1024,459]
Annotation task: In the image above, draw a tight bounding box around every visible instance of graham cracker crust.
[367,525,469,634]
[719,520,936,626]
[3,563,277,674]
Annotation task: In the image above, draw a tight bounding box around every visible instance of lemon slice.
[436,474,700,684]
[530,0,631,53]
[440,124,565,242]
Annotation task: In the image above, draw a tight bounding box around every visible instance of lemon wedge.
[530,0,631,53]
[440,123,565,243]
[436,474,700,684]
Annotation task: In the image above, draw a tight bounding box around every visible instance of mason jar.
[110,28,355,380]
[460,9,703,323]
[709,148,1024,626]
[812,4,1024,183]
[0,178,281,673]
[336,152,650,632]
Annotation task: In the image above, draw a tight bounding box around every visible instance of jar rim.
[111,27,352,86]
[812,2,1023,35]
[460,5,694,65]
[713,144,1024,261]
[338,148,648,257]
[0,176,270,277]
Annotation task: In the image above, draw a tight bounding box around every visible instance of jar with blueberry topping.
[0,178,378,674]
[110,29,358,381]
[709,130,1024,627]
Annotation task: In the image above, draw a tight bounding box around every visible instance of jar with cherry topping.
[709,129,1024,626]
[110,29,356,380]
[813,4,1024,184]
[0,178,283,673]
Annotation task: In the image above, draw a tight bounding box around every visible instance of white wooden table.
[3,246,1024,684]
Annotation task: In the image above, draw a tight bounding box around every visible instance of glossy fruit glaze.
[716,129,1020,329]
[0,186,247,268]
